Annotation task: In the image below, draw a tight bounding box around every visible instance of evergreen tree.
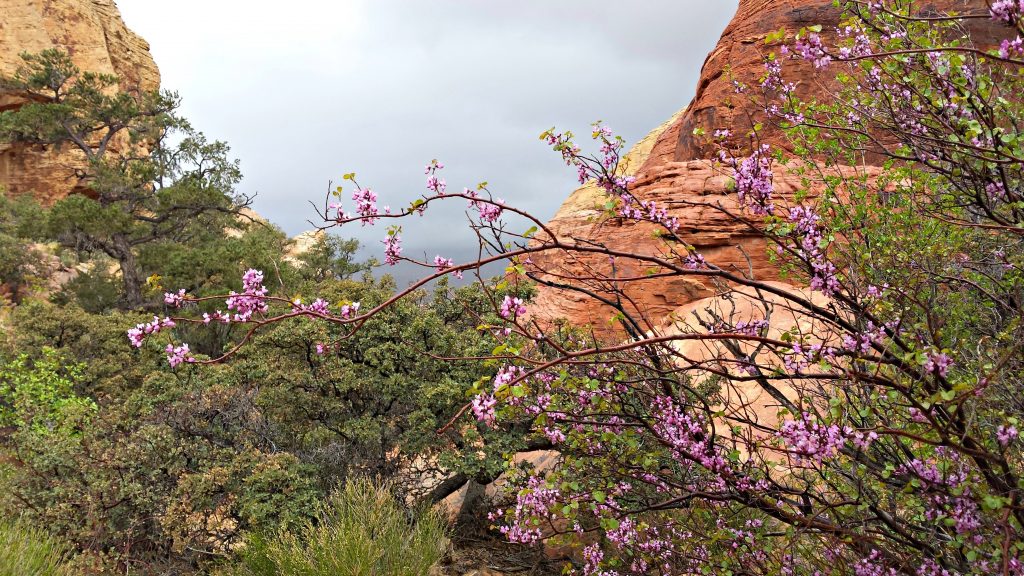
[0,50,251,308]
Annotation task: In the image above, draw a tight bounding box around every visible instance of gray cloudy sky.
[115,1,737,281]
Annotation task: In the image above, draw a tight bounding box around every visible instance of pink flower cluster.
[292,298,331,316]
[546,123,636,194]
[163,289,186,308]
[682,253,707,270]
[127,315,176,348]
[999,36,1024,58]
[650,396,731,473]
[997,424,1019,447]
[783,341,834,373]
[339,301,360,319]
[425,167,446,195]
[733,318,770,337]
[225,269,269,322]
[761,57,794,94]
[991,0,1024,23]
[471,393,497,426]
[837,24,872,59]
[841,321,887,354]
[788,205,840,294]
[582,544,615,576]
[165,343,195,368]
[794,32,831,68]
[433,255,462,279]
[202,311,231,324]
[465,189,504,223]
[898,450,981,536]
[777,413,854,463]
[493,364,526,390]
[496,476,561,543]
[853,550,899,576]
[382,232,402,266]
[922,351,953,378]
[351,187,380,225]
[471,364,529,426]
[728,145,775,216]
[499,295,527,319]
[617,193,679,232]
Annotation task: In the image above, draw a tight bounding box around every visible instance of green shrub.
[0,520,70,576]
[229,478,448,576]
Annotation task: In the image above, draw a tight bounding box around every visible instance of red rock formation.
[529,0,999,337]
[0,0,160,203]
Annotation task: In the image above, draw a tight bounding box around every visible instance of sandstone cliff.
[0,0,160,202]
[530,0,996,336]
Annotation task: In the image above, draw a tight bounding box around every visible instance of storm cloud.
[115,0,737,283]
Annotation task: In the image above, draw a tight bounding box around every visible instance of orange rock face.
[529,0,999,338]
[0,0,160,203]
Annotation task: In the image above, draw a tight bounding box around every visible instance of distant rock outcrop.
[0,0,160,202]
[530,0,997,336]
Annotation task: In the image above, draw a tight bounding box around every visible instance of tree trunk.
[113,234,144,309]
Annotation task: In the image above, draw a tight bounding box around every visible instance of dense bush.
[0,243,510,572]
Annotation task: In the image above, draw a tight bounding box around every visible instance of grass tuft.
[0,519,70,576]
[229,478,448,576]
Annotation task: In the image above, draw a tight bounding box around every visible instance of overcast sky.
[115,1,737,282]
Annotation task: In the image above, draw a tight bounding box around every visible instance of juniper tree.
[0,50,251,308]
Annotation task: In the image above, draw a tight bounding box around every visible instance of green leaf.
[983,495,1006,511]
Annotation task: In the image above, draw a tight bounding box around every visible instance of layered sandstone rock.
[530,0,997,337]
[0,0,160,202]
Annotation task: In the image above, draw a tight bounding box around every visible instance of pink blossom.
[163,289,186,308]
[542,426,566,444]
[471,393,497,426]
[382,233,402,266]
[127,315,176,348]
[293,298,331,316]
[465,189,504,223]
[351,187,380,225]
[991,0,1024,23]
[202,311,230,325]
[788,205,840,294]
[923,351,953,377]
[682,253,707,270]
[426,175,446,194]
[225,268,269,322]
[339,301,361,319]
[778,413,853,463]
[433,255,463,279]
[729,145,775,215]
[997,424,1019,447]
[497,476,561,544]
[1000,36,1024,58]
[165,343,195,368]
[499,295,527,319]
[793,32,831,68]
